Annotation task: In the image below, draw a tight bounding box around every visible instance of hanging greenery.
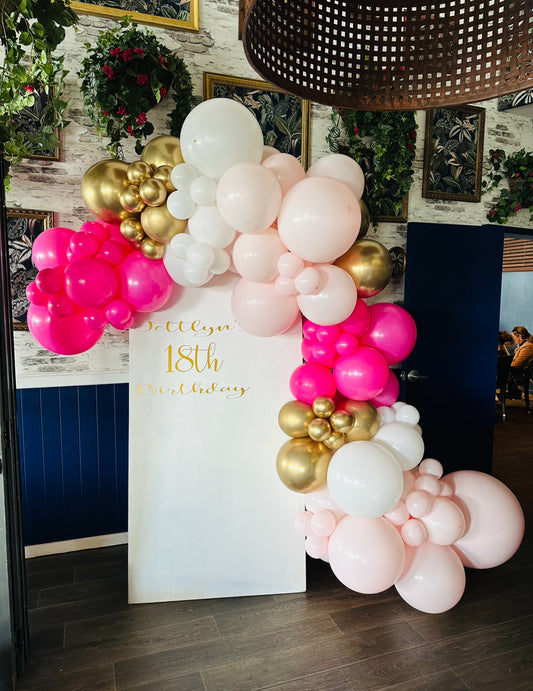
[483,148,533,224]
[78,17,193,158]
[0,0,78,189]
[327,108,417,224]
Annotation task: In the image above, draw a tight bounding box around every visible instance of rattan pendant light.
[242,0,532,110]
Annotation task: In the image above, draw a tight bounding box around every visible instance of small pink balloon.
[406,489,434,518]
[97,240,127,266]
[310,510,337,537]
[69,231,100,259]
[32,227,75,270]
[339,297,371,336]
[297,264,358,326]
[308,342,337,368]
[419,497,466,546]
[302,320,318,339]
[79,220,110,242]
[262,153,306,196]
[401,518,428,546]
[294,510,313,535]
[415,474,441,496]
[384,500,410,526]
[35,267,64,295]
[289,362,337,404]
[370,369,400,407]
[231,278,300,337]
[335,333,359,357]
[361,303,417,365]
[305,487,346,520]
[47,293,76,318]
[83,308,108,331]
[278,252,304,279]
[64,257,118,308]
[333,346,390,401]
[105,299,133,329]
[315,325,341,343]
[305,533,329,559]
[27,303,104,355]
[117,252,173,313]
[26,282,49,306]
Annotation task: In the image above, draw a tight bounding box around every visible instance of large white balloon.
[327,440,404,518]
[232,228,286,282]
[373,421,425,471]
[296,264,358,326]
[307,153,365,200]
[163,247,212,287]
[179,99,264,180]
[188,206,236,249]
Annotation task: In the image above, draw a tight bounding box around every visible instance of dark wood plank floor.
[17,407,533,690]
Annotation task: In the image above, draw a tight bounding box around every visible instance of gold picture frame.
[71,0,199,32]
[7,208,55,331]
[203,72,310,170]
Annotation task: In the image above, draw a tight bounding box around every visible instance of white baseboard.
[25,532,128,559]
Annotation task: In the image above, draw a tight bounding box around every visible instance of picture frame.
[71,0,199,32]
[17,85,60,161]
[7,208,54,331]
[422,105,486,202]
[203,72,310,169]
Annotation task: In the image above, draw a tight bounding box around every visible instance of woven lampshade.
[242,0,532,110]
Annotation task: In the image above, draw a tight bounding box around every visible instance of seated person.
[498,331,512,357]
[507,326,533,398]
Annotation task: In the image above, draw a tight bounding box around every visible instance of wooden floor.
[17,408,533,690]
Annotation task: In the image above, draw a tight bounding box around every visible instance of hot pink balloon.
[334,346,390,401]
[302,340,337,368]
[361,303,417,365]
[47,293,76,318]
[231,278,300,337]
[35,267,64,295]
[64,257,118,308]
[105,299,133,330]
[329,515,406,594]
[262,153,306,197]
[297,264,358,326]
[277,176,361,263]
[26,282,48,307]
[395,542,466,613]
[370,369,400,407]
[69,231,100,259]
[117,252,174,312]
[289,362,336,404]
[446,470,524,569]
[32,227,75,270]
[27,303,104,355]
[83,308,108,331]
[97,240,127,266]
[340,299,371,337]
[79,220,110,242]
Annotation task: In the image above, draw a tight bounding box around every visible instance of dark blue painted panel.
[16,384,128,546]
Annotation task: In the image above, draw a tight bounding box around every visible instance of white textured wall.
[7,0,533,383]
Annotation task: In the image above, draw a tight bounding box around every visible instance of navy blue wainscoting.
[16,384,129,546]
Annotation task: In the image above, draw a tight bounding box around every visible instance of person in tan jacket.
[507,326,533,398]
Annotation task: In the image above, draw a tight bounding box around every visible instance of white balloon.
[189,176,217,206]
[296,264,357,326]
[210,249,231,275]
[169,232,193,259]
[307,153,365,200]
[186,242,215,271]
[377,406,396,425]
[188,206,236,248]
[167,190,196,220]
[395,404,420,425]
[373,421,425,471]
[170,163,200,191]
[183,262,211,286]
[326,440,404,518]
[163,248,212,287]
[180,98,264,180]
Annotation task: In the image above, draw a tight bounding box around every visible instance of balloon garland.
[26,98,524,612]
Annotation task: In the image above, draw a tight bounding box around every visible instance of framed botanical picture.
[422,106,486,202]
[7,208,54,330]
[71,0,199,32]
[17,85,60,161]
[203,72,310,169]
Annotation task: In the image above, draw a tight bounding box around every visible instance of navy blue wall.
[16,384,128,546]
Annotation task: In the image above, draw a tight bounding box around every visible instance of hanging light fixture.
[242,0,532,110]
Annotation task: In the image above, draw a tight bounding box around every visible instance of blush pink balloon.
[32,227,75,270]
[370,369,400,407]
[277,176,361,263]
[307,153,365,199]
[231,278,300,337]
[419,497,466,546]
[334,346,390,401]
[445,470,525,569]
[329,515,406,594]
[232,227,287,282]
[289,362,336,404]
[339,299,371,336]
[262,153,306,197]
[297,264,358,326]
[361,303,417,365]
[117,253,174,313]
[64,258,118,308]
[27,303,105,355]
[395,542,466,613]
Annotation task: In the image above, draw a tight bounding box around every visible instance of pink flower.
[127,125,135,137]
[409,129,417,140]
[158,56,165,65]
[353,126,359,136]
[514,173,521,178]
[101,110,109,116]
[103,65,114,79]
[109,48,121,57]
[489,209,496,216]
[120,48,134,62]
[514,203,522,212]
[117,106,127,116]
[136,112,147,125]
[136,74,149,86]
[134,48,145,56]
[160,87,167,99]
[25,84,34,92]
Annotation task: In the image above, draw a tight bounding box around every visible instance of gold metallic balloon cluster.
[276,398,380,493]
[81,135,187,260]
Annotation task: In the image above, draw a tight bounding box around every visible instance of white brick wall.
[8,0,533,382]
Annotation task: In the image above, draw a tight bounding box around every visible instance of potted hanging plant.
[483,148,533,224]
[78,17,193,157]
[327,108,417,224]
[0,0,78,189]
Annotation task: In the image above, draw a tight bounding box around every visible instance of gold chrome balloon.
[139,178,168,207]
[141,237,165,260]
[127,160,153,184]
[334,238,393,298]
[81,159,131,224]
[120,217,145,244]
[119,185,146,214]
[140,204,187,244]
[323,431,346,450]
[358,199,370,239]
[141,135,184,169]
[308,418,332,442]
[329,410,355,434]
[153,165,176,192]
[278,400,314,438]
[343,400,380,442]
[312,396,336,419]
[276,438,331,493]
